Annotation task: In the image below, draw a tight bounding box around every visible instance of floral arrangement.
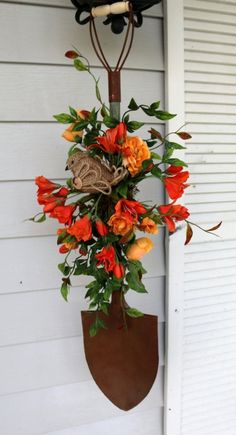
[32,50,221,336]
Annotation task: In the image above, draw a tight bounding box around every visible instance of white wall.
[182,1,236,434]
[0,1,166,434]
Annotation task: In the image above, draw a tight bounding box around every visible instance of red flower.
[93,122,127,154]
[50,204,76,225]
[166,165,183,175]
[67,215,92,241]
[158,203,190,232]
[96,220,108,236]
[35,176,58,194]
[38,188,69,213]
[113,263,125,279]
[115,199,147,223]
[164,167,189,200]
[95,245,116,273]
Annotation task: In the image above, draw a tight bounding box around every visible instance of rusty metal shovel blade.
[81,292,159,411]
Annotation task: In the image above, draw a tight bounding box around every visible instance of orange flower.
[139,217,158,234]
[35,176,58,194]
[62,124,83,142]
[59,240,78,254]
[67,215,92,242]
[62,109,90,142]
[50,204,76,226]
[126,237,154,260]
[93,122,126,154]
[115,199,146,221]
[108,213,134,236]
[122,136,151,176]
[164,166,189,200]
[158,203,190,232]
[95,245,116,273]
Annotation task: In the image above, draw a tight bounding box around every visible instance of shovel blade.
[81,309,158,411]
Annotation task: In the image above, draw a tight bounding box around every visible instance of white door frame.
[163,1,185,434]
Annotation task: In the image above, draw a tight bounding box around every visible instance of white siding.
[0,2,165,434]
[182,1,236,434]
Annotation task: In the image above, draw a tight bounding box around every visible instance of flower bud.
[126,237,154,260]
[96,219,108,236]
[113,263,125,279]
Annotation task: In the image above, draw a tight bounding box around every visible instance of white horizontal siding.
[0,1,165,434]
[182,1,236,434]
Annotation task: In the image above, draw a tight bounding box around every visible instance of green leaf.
[142,158,153,171]
[101,104,108,118]
[126,308,144,318]
[60,282,69,301]
[89,317,107,337]
[58,262,70,276]
[53,113,74,124]
[141,107,155,116]
[167,158,188,167]
[151,152,161,160]
[126,272,147,293]
[74,58,88,71]
[69,106,78,118]
[127,121,144,132]
[151,165,162,178]
[117,182,128,198]
[101,303,109,315]
[89,321,98,337]
[128,98,139,111]
[103,115,119,128]
[155,111,176,121]
[167,141,186,150]
[95,79,102,102]
[150,101,160,110]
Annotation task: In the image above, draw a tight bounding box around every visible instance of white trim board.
[164,1,185,434]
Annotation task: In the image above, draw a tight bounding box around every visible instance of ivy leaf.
[103,115,119,128]
[167,158,188,167]
[151,165,162,178]
[177,131,192,140]
[60,282,69,301]
[150,101,160,110]
[205,221,222,232]
[53,113,74,124]
[58,262,71,276]
[74,58,88,71]
[155,111,176,121]
[151,152,161,160]
[128,98,139,111]
[127,121,145,132]
[126,308,144,318]
[167,141,186,150]
[185,223,193,245]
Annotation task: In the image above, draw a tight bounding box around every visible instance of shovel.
[81,290,159,411]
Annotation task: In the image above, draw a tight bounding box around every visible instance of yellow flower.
[126,237,154,260]
[108,213,134,236]
[122,136,151,176]
[139,217,158,234]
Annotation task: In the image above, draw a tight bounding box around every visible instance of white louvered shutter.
[182,1,236,434]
